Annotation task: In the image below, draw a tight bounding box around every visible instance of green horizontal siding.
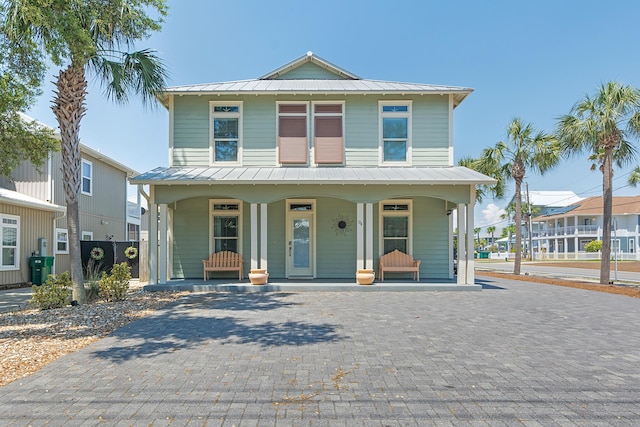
[315,198,357,278]
[171,94,452,167]
[171,198,209,279]
[274,62,346,80]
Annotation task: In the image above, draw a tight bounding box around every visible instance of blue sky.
[26,0,640,229]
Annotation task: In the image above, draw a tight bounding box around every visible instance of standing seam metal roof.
[130,166,496,185]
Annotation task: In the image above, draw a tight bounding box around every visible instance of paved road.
[1,276,639,425]
[477,261,640,284]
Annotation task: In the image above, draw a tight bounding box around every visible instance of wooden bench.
[203,251,244,281]
[378,249,421,281]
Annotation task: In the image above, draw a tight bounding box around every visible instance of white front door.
[286,200,315,278]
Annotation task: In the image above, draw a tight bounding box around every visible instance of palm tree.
[474,227,481,249]
[557,82,640,285]
[486,226,496,246]
[629,166,640,187]
[3,1,169,304]
[476,118,560,275]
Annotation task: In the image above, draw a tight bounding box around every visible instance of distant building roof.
[533,196,640,220]
[511,190,582,208]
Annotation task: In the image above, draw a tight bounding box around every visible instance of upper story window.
[278,103,308,164]
[210,102,242,165]
[379,101,412,165]
[313,103,344,165]
[81,159,93,196]
[1,215,20,270]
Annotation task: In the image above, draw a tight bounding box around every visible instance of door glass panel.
[292,218,310,268]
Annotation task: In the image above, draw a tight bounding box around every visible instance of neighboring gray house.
[132,52,495,285]
[0,116,140,286]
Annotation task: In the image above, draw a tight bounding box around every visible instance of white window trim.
[209,101,243,166]
[81,159,93,196]
[0,214,20,271]
[379,101,412,166]
[378,199,413,256]
[276,101,310,166]
[81,231,94,241]
[311,101,345,166]
[209,199,243,255]
[55,228,69,254]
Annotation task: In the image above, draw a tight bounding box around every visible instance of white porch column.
[366,203,373,270]
[158,204,168,284]
[457,204,466,285]
[250,203,258,269]
[148,202,158,285]
[356,203,364,270]
[465,198,475,285]
[260,203,268,269]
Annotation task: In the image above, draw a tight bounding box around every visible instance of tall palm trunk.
[52,64,87,304]
[600,147,613,284]
[513,178,522,275]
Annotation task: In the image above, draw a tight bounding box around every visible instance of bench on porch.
[203,251,244,281]
[378,249,421,281]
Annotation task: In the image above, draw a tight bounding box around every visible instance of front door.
[286,200,315,278]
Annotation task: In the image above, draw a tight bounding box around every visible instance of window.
[278,103,308,164]
[1,215,19,270]
[210,102,242,164]
[127,224,140,241]
[81,231,93,241]
[379,102,411,164]
[313,103,344,164]
[210,200,242,253]
[81,159,93,195]
[379,200,412,255]
[56,228,69,254]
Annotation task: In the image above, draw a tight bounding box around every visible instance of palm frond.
[89,48,169,107]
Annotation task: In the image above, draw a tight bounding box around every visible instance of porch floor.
[143,278,481,292]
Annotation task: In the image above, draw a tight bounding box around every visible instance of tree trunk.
[600,147,613,284]
[52,64,88,304]
[513,179,522,275]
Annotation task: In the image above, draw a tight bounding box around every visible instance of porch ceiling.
[131,166,495,186]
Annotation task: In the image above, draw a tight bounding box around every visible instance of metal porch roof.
[130,166,496,186]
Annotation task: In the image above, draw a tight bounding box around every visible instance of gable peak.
[260,52,360,80]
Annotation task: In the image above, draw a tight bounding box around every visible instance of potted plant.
[248,269,268,285]
[356,269,375,285]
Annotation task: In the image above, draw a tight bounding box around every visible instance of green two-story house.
[132,52,493,286]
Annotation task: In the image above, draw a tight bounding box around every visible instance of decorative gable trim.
[259,51,360,80]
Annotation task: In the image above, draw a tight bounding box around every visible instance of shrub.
[584,240,602,253]
[99,262,131,302]
[83,259,103,303]
[31,272,72,310]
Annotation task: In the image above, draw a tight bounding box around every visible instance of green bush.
[584,240,602,253]
[99,262,131,302]
[31,272,72,310]
[83,259,103,303]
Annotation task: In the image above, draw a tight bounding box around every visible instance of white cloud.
[480,203,506,228]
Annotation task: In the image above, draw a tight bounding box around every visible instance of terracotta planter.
[356,269,375,285]
[248,269,268,285]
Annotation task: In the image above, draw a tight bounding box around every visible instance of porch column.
[465,197,475,285]
[261,203,268,269]
[356,203,364,270]
[158,204,168,284]
[456,204,467,285]
[366,203,373,270]
[148,202,158,285]
[250,203,258,269]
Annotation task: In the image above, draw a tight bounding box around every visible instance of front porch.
[143,278,482,292]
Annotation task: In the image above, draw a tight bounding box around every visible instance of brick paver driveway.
[1,277,639,426]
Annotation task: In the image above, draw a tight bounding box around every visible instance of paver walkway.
[1,276,639,425]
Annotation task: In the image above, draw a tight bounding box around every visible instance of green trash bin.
[479,251,490,259]
[30,256,54,285]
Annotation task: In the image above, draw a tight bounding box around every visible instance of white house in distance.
[532,195,640,260]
